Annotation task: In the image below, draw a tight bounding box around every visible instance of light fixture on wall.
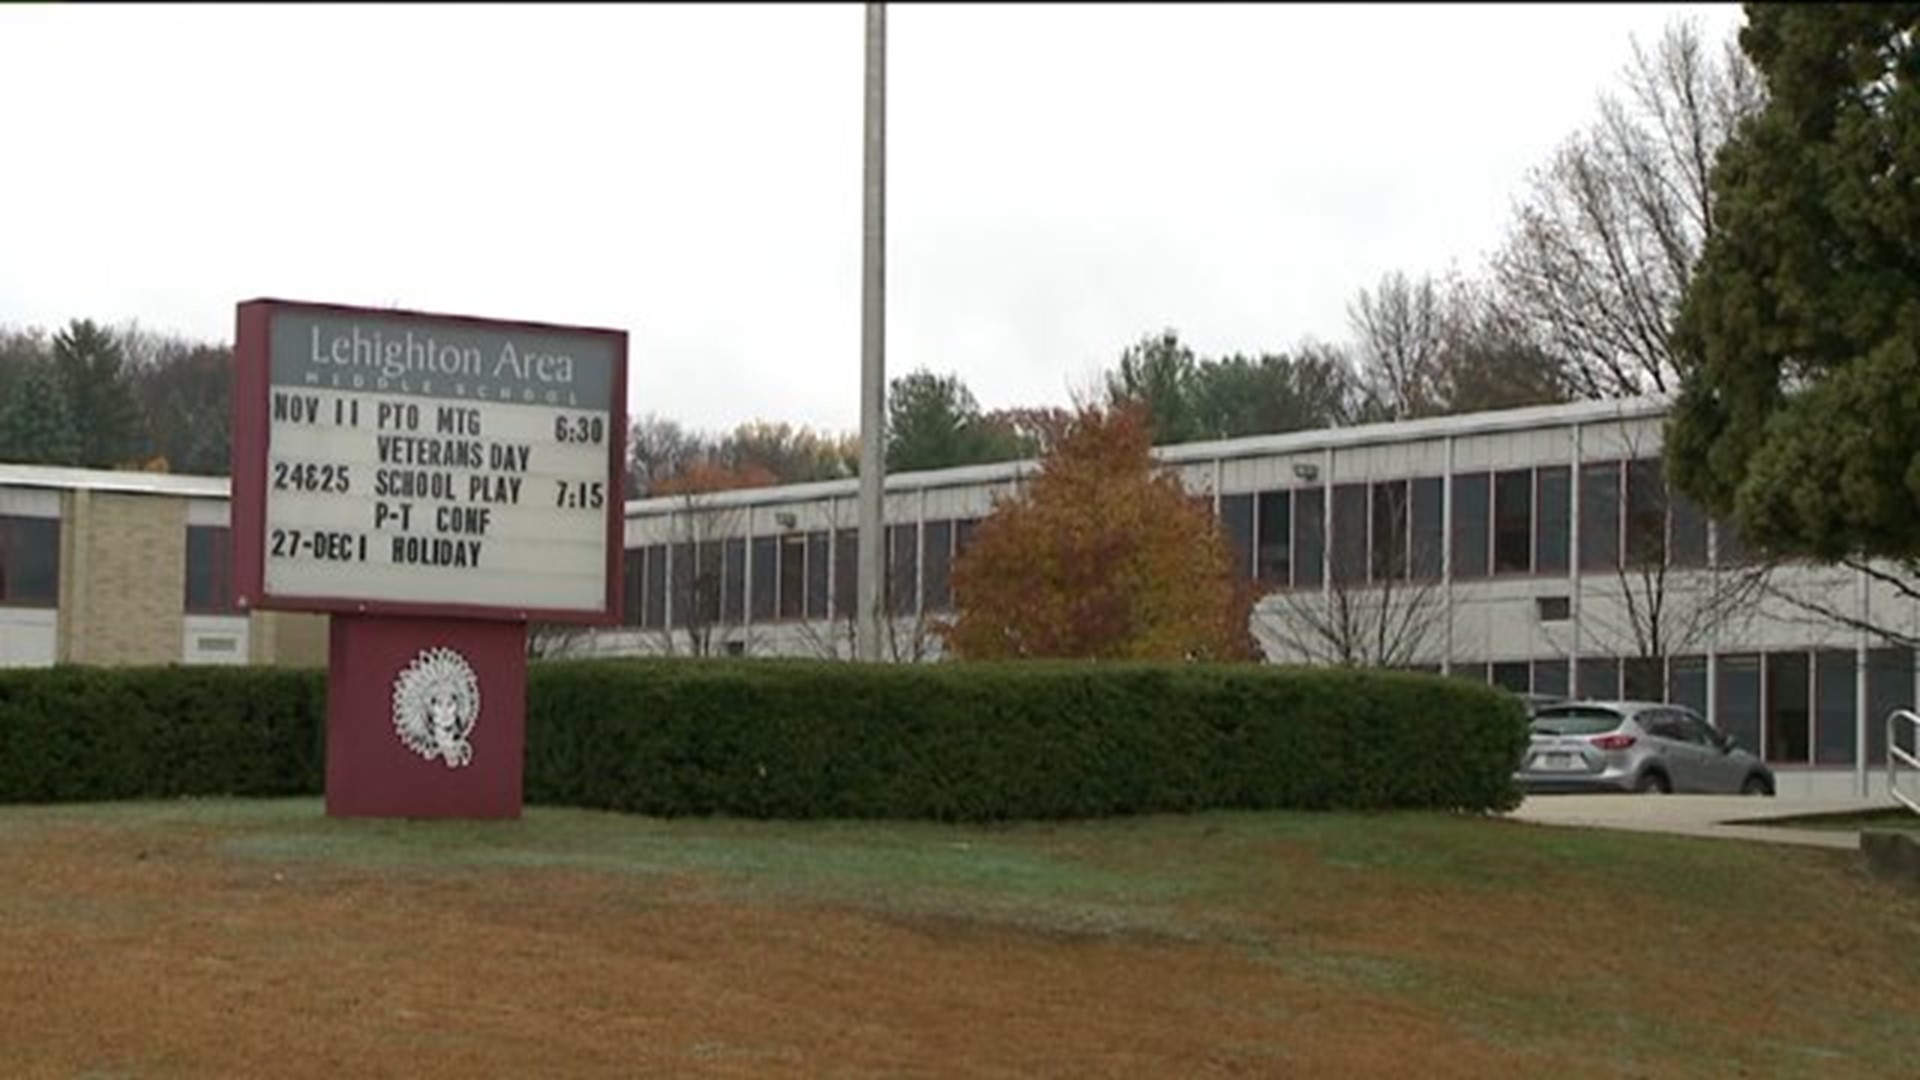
[1291,461,1320,482]
[774,511,798,530]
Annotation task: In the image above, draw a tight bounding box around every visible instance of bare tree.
[627,413,711,498]
[1254,485,1445,667]
[1751,557,1920,652]
[1547,443,1774,695]
[638,466,774,657]
[788,501,947,663]
[1348,271,1455,421]
[1348,273,1571,422]
[1491,18,1763,399]
[1260,574,1446,668]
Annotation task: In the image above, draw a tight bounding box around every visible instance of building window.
[1293,488,1325,588]
[1623,655,1663,701]
[1493,469,1532,574]
[1670,655,1708,718]
[1671,489,1710,569]
[1578,461,1621,572]
[778,535,806,620]
[722,538,747,626]
[1765,650,1811,764]
[1491,661,1531,693]
[1450,661,1490,685]
[184,524,236,614]
[1451,472,1490,580]
[669,542,693,628]
[622,548,646,627]
[833,528,857,620]
[0,515,60,606]
[1815,649,1857,766]
[1532,658,1570,699]
[1256,490,1290,585]
[887,523,920,616]
[1370,480,1409,582]
[1536,596,1571,622]
[1534,465,1570,575]
[954,517,981,560]
[1625,458,1667,567]
[643,544,667,628]
[1715,517,1753,566]
[1869,647,1915,765]
[696,542,723,625]
[1331,483,1368,587]
[1410,477,1443,581]
[804,532,830,620]
[1576,656,1620,701]
[1717,653,1763,756]
[923,520,955,613]
[749,538,777,623]
[1220,494,1255,581]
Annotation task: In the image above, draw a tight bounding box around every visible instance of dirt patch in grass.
[4,802,1920,1078]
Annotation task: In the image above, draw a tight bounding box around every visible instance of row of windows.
[0,515,60,606]
[622,518,982,630]
[6,520,240,615]
[1219,457,1731,589]
[1443,648,1918,766]
[625,455,1724,625]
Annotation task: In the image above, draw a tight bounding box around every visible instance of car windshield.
[1529,706,1625,736]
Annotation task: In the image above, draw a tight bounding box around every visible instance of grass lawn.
[2,799,1916,1078]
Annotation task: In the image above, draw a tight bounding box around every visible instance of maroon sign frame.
[232,298,628,625]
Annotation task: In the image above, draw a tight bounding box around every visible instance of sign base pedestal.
[325,614,528,820]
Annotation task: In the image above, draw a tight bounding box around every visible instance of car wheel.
[1634,771,1671,795]
[1741,774,1774,797]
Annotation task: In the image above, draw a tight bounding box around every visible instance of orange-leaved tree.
[943,402,1258,661]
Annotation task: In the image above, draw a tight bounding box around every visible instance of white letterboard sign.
[239,303,625,620]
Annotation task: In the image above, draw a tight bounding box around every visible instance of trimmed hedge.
[522,659,1527,819]
[0,665,325,802]
[0,660,1527,818]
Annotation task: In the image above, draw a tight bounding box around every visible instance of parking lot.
[1506,793,1890,849]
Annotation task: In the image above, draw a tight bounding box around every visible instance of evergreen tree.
[886,369,1029,472]
[52,319,147,468]
[0,360,82,465]
[1666,4,1920,564]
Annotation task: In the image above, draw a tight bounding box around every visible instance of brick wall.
[250,610,328,667]
[59,490,186,665]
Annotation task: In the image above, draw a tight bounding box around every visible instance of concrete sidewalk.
[1505,794,1894,849]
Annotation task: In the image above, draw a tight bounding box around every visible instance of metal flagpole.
[856,1,887,662]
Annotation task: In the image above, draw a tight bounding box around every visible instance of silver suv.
[1515,700,1775,796]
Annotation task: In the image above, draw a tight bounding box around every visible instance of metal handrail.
[1889,710,1920,815]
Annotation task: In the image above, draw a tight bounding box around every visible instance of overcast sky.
[1,3,1746,436]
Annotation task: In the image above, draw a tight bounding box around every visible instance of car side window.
[1681,715,1721,748]
[1648,710,1705,745]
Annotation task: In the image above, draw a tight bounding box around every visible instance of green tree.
[129,339,231,475]
[1104,329,1202,444]
[0,326,50,410]
[53,319,146,468]
[0,359,82,465]
[1189,347,1364,437]
[944,403,1258,661]
[1666,3,1920,576]
[886,369,1028,472]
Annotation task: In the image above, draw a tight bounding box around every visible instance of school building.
[0,465,324,669]
[4,395,1916,798]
